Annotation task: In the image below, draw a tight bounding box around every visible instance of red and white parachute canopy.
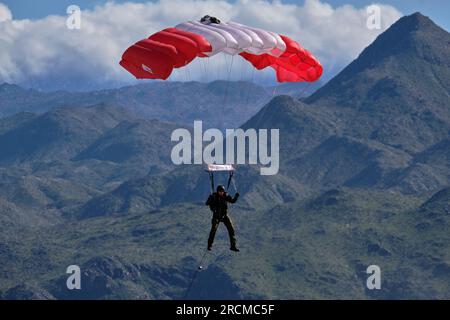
[120,16,323,83]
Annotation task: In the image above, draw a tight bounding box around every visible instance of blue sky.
[2,0,449,31]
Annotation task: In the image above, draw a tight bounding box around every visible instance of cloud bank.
[0,0,402,90]
[0,3,11,22]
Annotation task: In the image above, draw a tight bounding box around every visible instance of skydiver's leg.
[223,215,237,249]
[208,217,220,249]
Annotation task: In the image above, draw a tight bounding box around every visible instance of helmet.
[216,185,225,192]
[200,15,221,24]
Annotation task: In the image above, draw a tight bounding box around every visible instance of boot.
[230,246,240,252]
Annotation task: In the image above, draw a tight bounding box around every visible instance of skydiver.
[205,185,240,252]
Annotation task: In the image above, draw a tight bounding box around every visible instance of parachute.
[120,16,323,83]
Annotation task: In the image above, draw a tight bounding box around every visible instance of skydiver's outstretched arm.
[226,193,240,204]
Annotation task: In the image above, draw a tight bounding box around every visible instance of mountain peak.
[0,83,25,94]
[351,11,447,68]
[297,12,450,154]
[401,12,437,29]
[306,12,450,105]
[376,12,446,46]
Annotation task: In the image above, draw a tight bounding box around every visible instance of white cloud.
[0,2,12,22]
[0,0,402,90]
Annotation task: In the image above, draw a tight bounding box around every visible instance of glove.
[235,193,240,198]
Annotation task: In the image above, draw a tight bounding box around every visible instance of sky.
[0,0,448,91]
[1,0,449,30]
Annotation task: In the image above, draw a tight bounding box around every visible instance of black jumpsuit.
[206,192,239,248]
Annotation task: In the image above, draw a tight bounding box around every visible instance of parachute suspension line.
[200,59,205,82]
[202,59,206,82]
[206,57,211,83]
[226,171,234,192]
[219,54,226,83]
[183,67,189,82]
[201,57,210,83]
[237,57,245,94]
[253,71,282,130]
[231,176,238,193]
[255,97,274,132]
[244,67,256,111]
[186,63,191,81]
[162,80,171,106]
[209,172,215,194]
[187,64,193,82]
[215,55,219,81]
[183,56,193,82]
[257,84,279,125]
[263,81,313,132]
[228,55,235,79]
[298,82,313,98]
[237,57,248,113]
[222,55,235,120]
[183,248,209,299]
[251,79,280,155]
[253,86,273,129]
[272,85,278,97]
[240,57,246,83]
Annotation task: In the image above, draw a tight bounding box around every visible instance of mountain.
[0,104,135,164]
[243,95,338,161]
[418,186,450,217]
[270,80,324,98]
[0,105,191,216]
[73,164,308,219]
[306,12,450,154]
[0,112,36,135]
[74,119,182,167]
[0,103,182,168]
[92,81,274,129]
[241,12,450,195]
[383,138,450,194]
[0,83,79,115]
[1,284,55,300]
[4,188,450,299]
[0,81,291,129]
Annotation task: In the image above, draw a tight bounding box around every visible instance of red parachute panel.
[240,35,323,82]
[120,28,212,80]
